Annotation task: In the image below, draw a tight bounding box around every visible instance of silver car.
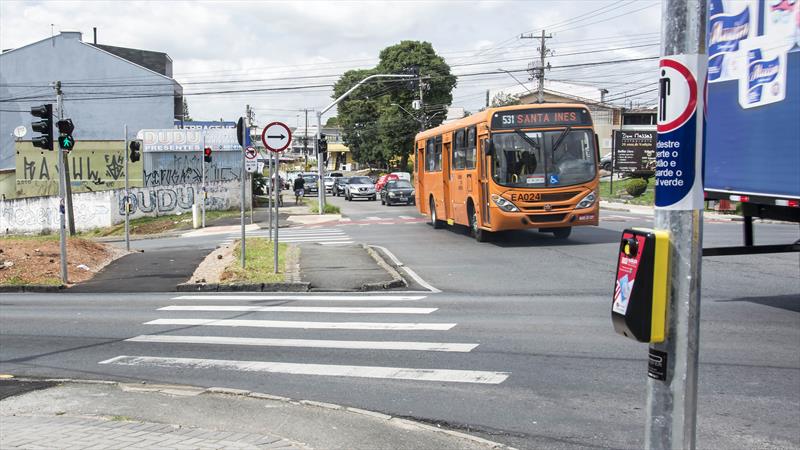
[345,176,377,201]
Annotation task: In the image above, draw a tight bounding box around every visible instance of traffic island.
[299,243,406,292]
[178,238,310,292]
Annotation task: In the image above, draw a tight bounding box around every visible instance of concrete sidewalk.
[601,200,744,222]
[0,380,507,450]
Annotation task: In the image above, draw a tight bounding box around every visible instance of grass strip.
[221,238,291,284]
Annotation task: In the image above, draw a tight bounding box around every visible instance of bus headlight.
[577,191,597,209]
[491,194,520,212]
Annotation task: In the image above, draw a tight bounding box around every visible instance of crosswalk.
[218,227,352,247]
[99,293,509,385]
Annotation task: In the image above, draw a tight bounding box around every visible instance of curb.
[0,284,65,293]
[5,377,514,449]
[176,282,311,292]
[362,244,407,291]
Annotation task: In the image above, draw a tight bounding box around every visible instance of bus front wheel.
[430,198,443,229]
[551,226,572,239]
[468,204,490,242]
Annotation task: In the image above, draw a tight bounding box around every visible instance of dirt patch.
[0,237,128,286]
[188,243,236,284]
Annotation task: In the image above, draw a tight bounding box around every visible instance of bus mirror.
[484,140,495,157]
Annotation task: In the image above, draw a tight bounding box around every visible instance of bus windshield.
[491,129,596,188]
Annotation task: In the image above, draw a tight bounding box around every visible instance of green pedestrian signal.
[59,134,75,151]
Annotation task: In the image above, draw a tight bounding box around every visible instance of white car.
[324,177,335,193]
[345,176,377,201]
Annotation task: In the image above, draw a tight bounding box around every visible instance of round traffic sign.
[657,58,697,133]
[261,121,292,153]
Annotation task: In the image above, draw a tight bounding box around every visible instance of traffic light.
[129,140,141,163]
[318,135,328,162]
[30,104,53,150]
[57,119,75,152]
[204,147,212,163]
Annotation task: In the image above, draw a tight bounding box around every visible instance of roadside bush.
[626,178,648,197]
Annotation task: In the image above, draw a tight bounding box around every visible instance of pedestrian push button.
[612,228,670,343]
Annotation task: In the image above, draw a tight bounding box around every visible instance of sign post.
[237,117,247,269]
[646,1,706,448]
[124,124,130,252]
[262,121,292,274]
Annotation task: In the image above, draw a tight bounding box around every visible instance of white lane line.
[158,306,438,314]
[249,232,346,237]
[368,245,441,293]
[125,335,476,352]
[366,216,382,221]
[319,241,354,245]
[99,356,508,384]
[340,218,352,222]
[399,215,416,219]
[171,295,426,301]
[145,318,455,331]
[277,237,352,243]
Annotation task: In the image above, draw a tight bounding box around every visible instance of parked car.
[332,177,350,196]
[380,179,415,206]
[329,172,344,178]
[345,176,377,201]
[375,173,399,192]
[302,174,319,196]
[600,153,613,171]
[324,176,335,193]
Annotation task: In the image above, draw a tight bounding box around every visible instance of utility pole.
[303,109,309,170]
[646,1,707,449]
[521,30,552,103]
[123,124,130,251]
[246,105,255,224]
[55,82,68,284]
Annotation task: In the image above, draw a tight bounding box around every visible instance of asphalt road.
[2,194,798,449]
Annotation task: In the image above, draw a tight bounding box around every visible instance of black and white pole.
[56,82,68,284]
[315,111,325,215]
[647,1,706,448]
[240,121,246,269]
[124,124,130,251]
[273,150,279,274]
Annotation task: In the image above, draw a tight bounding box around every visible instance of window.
[465,126,477,169]
[433,136,442,171]
[453,130,466,170]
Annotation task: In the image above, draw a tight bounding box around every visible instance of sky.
[0,0,663,128]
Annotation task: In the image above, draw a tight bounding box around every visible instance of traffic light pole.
[201,134,206,228]
[240,120,246,269]
[315,73,416,215]
[124,125,130,252]
[56,85,68,284]
[646,1,706,449]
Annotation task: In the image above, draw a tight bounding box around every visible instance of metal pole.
[646,1,706,449]
[124,125,130,251]
[201,134,206,228]
[316,112,324,215]
[273,150,279,274]
[56,85,67,284]
[240,120,246,269]
[267,147,272,241]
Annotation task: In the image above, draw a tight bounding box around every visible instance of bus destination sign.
[491,108,592,129]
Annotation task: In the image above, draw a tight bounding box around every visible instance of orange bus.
[414,103,600,241]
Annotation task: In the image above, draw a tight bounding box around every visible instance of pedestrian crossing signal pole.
[238,117,246,268]
[646,1,706,448]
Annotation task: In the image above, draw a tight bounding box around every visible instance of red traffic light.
[204,147,212,156]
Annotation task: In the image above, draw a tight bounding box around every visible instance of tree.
[490,92,521,107]
[324,116,339,127]
[181,98,192,121]
[333,41,456,169]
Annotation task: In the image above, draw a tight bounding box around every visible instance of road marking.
[366,216,382,221]
[171,295,426,301]
[145,318,456,331]
[158,305,438,314]
[339,218,352,222]
[99,356,508,384]
[399,215,416,219]
[319,241,354,245]
[368,245,441,293]
[275,237,352,243]
[125,335,476,352]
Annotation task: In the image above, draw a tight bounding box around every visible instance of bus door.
[442,136,453,221]
[415,140,425,208]
[479,136,491,227]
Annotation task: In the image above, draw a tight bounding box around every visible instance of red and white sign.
[657,58,697,133]
[261,121,292,153]
[244,146,258,173]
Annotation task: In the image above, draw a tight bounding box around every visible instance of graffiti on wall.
[143,153,240,187]
[116,182,235,217]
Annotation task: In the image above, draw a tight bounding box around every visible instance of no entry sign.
[655,54,706,210]
[261,122,292,153]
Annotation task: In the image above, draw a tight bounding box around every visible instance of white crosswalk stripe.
[218,227,353,245]
[102,293,510,385]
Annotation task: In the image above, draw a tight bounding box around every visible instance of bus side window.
[434,136,442,171]
[453,130,465,170]
[466,126,477,169]
[425,139,435,172]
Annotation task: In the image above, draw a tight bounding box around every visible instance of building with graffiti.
[0,30,182,199]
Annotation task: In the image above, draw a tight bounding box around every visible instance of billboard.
[613,130,657,172]
[704,0,800,201]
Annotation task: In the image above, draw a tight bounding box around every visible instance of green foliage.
[333,41,456,170]
[490,92,521,107]
[325,116,339,127]
[625,178,649,197]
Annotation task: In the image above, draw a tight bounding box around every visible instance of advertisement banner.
[612,130,657,172]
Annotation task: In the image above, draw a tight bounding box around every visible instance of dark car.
[332,177,350,196]
[303,174,319,196]
[380,179,415,206]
